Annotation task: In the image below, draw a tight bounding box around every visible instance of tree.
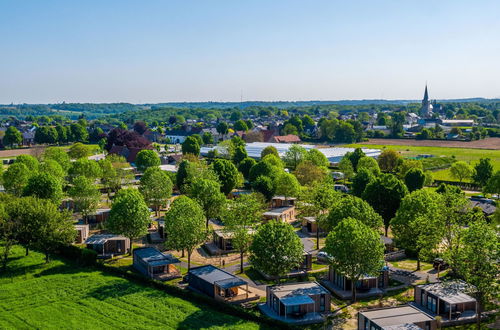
[404,168,426,192]
[357,157,380,176]
[252,176,275,201]
[282,123,298,135]
[397,159,423,178]
[223,194,263,273]
[377,149,401,172]
[202,132,214,145]
[68,142,92,159]
[69,176,100,222]
[16,155,39,172]
[351,168,375,197]
[55,124,68,143]
[234,119,248,131]
[230,111,242,122]
[139,167,173,216]
[238,157,256,180]
[133,121,147,135]
[69,158,102,181]
[248,160,279,183]
[283,145,306,169]
[188,178,226,227]
[135,149,160,172]
[346,148,365,171]
[261,146,279,159]
[455,219,499,328]
[3,126,22,147]
[304,149,329,167]
[249,221,303,282]
[164,196,206,269]
[233,145,247,165]
[40,159,66,179]
[293,160,328,186]
[43,147,71,171]
[450,161,472,182]
[363,174,408,236]
[69,123,88,142]
[484,170,500,199]
[182,136,201,156]
[262,154,284,169]
[274,172,300,201]
[324,217,384,302]
[211,159,239,195]
[472,158,493,187]
[0,199,15,270]
[390,189,444,270]
[3,163,30,196]
[321,195,383,232]
[23,172,63,205]
[107,188,151,253]
[216,122,229,136]
[338,156,354,183]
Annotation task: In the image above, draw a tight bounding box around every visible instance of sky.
[0,0,499,104]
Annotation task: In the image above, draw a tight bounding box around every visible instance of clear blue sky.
[1,0,499,103]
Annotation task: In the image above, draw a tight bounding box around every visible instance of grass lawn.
[346,143,500,181]
[0,246,264,330]
[389,258,433,272]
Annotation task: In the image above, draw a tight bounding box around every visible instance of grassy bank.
[0,246,264,329]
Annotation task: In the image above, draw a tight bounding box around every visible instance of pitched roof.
[273,134,301,143]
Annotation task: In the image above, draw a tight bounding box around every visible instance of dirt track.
[360,138,500,150]
[0,147,47,158]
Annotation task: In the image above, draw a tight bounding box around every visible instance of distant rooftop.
[270,281,329,299]
[418,282,476,304]
[360,305,434,328]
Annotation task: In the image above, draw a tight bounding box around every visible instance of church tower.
[420,84,433,118]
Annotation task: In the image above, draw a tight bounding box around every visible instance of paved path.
[387,265,439,286]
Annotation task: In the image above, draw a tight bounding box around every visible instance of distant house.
[260,282,331,325]
[109,145,149,163]
[187,265,257,303]
[469,197,496,216]
[272,134,301,144]
[87,208,111,224]
[440,119,475,127]
[323,266,389,300]
[263,206,296,223]
[74,224,89,244]
[133,247,181,280]
[85,234,129,258]
[164,126,202,144]
[271,196,296,208]
[22,130,35,146]
[414,282,478,325]
[302,217,323,235]
[206,228,255,255]
[358,304,436,330]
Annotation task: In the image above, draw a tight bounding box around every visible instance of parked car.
[317,251,333,263]
[433,258,448,270]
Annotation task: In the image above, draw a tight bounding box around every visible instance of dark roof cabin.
[324,265,389,300]
[358,305,436,330]
[74,224,89,244]
[187,265,257,303]
[85,234,129,258]
[133,247,180,280]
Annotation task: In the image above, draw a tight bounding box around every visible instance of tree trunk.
[129,238,133,255]
[316,228,320,250]
[1,241,12,271]
[181,249,185,258]
[45,251,50,263]
[476,299,482,330]
[240,252,244,274]
[25,246,29,256]
[416,255,421,271]
[351,283,357,303]
[384,225,388,237]
[187,250,191,270]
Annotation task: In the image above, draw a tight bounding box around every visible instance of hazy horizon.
[1,0,499,104]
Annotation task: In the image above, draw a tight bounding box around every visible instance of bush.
[80,248,98,266]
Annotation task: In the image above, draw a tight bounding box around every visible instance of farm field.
[0,246,264,330]
[346,141,500,182]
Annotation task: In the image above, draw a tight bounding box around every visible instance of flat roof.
[134,247,179,266]
[189,265,247,288]
[85,234,127,245]
[272,196,297,201]
[360,305,434,328]
[263,206,294,216]
[281,295,314,306]
[214,228,255,239]
[303,216,316,223]
[271,281,329,299]
[418,282,476,304]
[201,142,380,161]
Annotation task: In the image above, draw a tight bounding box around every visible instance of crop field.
[0,246,263,330]
[346,142,500,182]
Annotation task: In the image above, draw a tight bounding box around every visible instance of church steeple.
[420,84,433,118]
[423,84,429,103]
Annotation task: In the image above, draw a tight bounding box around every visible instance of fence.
[384,250,406,261]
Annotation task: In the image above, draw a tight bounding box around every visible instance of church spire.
[423,84,429,102]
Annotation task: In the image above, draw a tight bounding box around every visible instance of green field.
[0,246,263,330]
[346,144,500,182]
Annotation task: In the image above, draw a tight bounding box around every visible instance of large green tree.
[68,142,92,159]
[139,167,173,216]
[163,196,206,269]
[238,157,256,180]
[188,178,226,227]
[211,159,239,195]
[223,193,263,273]
[23,172,63,205]
[450,161,472,183]
[324,217,384,302]
[181,136,201,156]
[261,146,279,159]
[135,149,160,172]
[390,189,444,270]
[107,189,151,253]
[249,221,303,282]
[283,145,306,169]
[16,155,39,172]
[274,172,301,201]
[377,149,402,173]
[472,158,493,187]
[69,175,101,223]
[357,157,381,176]
[404,168,426,192]
[43,147,71,171]
[363,173,408,236]
[484,170,500,199]
[351,168,376,197]
[3,163,30,196]
[3,126,22,147]
[69,158,102,181]
[321,195,383,232]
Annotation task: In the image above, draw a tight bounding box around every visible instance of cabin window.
[320,294,325,312]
